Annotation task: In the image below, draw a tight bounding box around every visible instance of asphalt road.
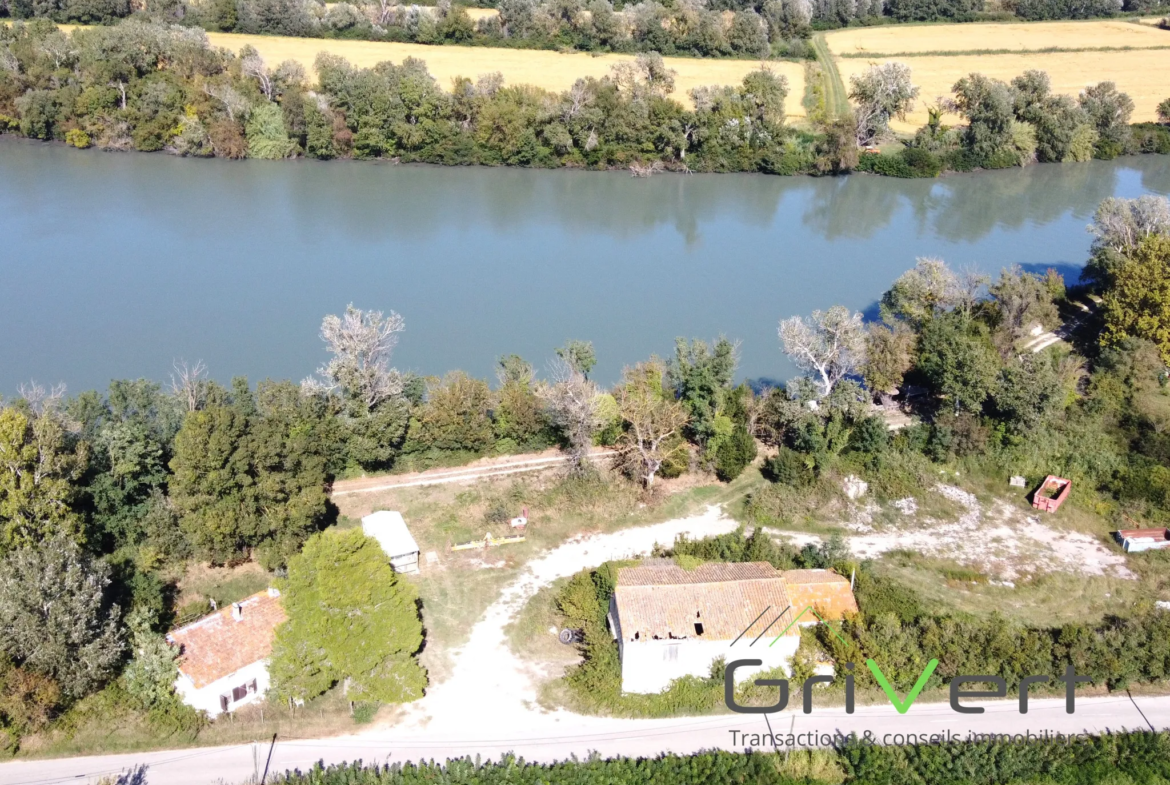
[2,693,1167,785]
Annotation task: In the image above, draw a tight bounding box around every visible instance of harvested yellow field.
[835,48,1170,131]
[204,32,804,113]
[825,18,1170,56]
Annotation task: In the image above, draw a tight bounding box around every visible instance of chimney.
[232,602,243,622]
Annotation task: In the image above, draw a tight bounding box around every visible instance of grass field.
[204,31,806,113]
[824,19,1170,130]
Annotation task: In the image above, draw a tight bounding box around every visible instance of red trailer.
[1032,475,1071,513]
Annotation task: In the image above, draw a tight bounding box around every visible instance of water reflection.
[1,137,1168,390]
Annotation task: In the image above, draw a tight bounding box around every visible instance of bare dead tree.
[110,80,127,110]
[778,306,866,399]
[1089,195,1170,255]
[615,362,689,490]
[203,83,248,122]
[18,380,67,416]
[538,357,604,475]
[377,0,395,25]
[240,46,274,100]
[307,304,405,411]
[171,359,209,413]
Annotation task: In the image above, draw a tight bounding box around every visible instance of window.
[219,694,230,712]
[694,622,704,636]
[663,643,679,662]
[247,679,258,694]
[232,685,247,702]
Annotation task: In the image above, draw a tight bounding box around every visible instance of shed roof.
[781,569,859,620]
[168,590,286,689]
[362,511,420,558]
[1117,528,1170,541]
[613,561,798,642]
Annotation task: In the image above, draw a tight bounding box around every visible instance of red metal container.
[1032,475,1071,513]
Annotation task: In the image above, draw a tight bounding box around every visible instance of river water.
[3,137,1170,393]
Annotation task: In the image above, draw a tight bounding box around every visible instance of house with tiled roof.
[608,561,856,694]
[167,588,286,717]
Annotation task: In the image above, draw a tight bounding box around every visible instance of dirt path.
[769,484,1134,581]
[332,449,616,497]
[396,505,740,733]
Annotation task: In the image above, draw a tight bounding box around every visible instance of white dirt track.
[3,506,1169,785]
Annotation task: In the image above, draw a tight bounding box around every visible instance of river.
[3,137,1169,394]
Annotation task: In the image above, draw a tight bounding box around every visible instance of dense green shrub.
[762,446,814,486]
[714,423,757,481]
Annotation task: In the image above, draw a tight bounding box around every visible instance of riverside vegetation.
[1,19,1170,175]
[2,195,1170,756]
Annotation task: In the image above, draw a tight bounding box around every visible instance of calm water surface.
[3,137,1170,392]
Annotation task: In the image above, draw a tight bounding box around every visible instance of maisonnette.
[608,560,858,694]
[167,588,286,717]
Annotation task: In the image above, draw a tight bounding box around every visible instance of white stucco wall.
[617,636,799,694]
[1123,537,1170,553]
[610,598,800,695]
[174,659,272,718]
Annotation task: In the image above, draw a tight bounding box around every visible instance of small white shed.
[362,511,421,573]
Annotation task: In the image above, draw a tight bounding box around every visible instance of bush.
[714,424,756,482]
[761,446,813,486]
[847,416,890,455]
[1132,122,1170,154]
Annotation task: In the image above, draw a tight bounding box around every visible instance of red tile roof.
[614,561,799,641]
[168,590,286,688]
[781,569,859,620]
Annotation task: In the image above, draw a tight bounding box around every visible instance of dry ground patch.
[825,20,1170,130]
[204,31,806,112]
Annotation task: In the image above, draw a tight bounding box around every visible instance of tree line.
[3,19,1170,176]
[2,0,1167,57]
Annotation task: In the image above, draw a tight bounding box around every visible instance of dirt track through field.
[331,449,617,496]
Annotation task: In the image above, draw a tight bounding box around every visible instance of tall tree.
[669,337,738,449]
[863,323,916,399]
[616,361,689,489]
[269,528,427,704]
[915,313,1001,413]
[169,381,334,568]
[306,304,405,412]
[0,536,124,699]
[539,357,605,474]
[849,61,919,146]
[493,355,552,450]
[405,372,495,454]
[0,406,87,556]
[952,73,1016,163]
[555,340,597,379]
[1101,234,1170,363]
[778,306,866,399]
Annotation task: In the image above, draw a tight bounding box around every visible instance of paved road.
[2,693,1167,785]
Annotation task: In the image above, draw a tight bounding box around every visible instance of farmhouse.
[167,588,286,718]
[1115,528,1170,553]
[362,510,421,573]
[609,561,858,694]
